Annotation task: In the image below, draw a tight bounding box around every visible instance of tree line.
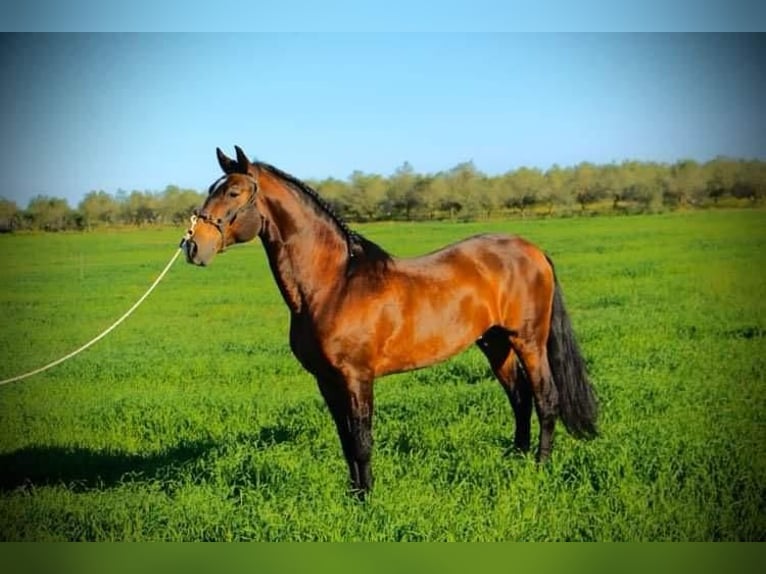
[0,185,204,232]
[1,157,763,232]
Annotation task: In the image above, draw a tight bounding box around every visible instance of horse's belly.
[368,270,501,377]
[374,321,484,377]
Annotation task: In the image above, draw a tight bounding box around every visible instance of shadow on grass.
[413,359,493,386]
[0,440,215,492]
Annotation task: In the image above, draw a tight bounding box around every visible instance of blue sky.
[1,32,764,207]
[2,1,764,33]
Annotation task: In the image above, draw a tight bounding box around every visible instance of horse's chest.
[288,315,327,375]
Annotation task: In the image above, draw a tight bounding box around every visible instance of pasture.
[0,209,764,541]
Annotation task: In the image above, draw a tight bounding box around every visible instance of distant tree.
[704,157,737,204]
[385,162,422,220]
[484,176,505,217]
[429,171,461,220]
[314,177,352,219]
[438,162,483,220]
[344,171,387,221]
[472,176,497,219]
[541,165,572,215]
[641,163,666,211]
[730,160,766,204]
[593,163,622,210]
[417,174,445,219]
[504,167,543,217]
[25,195,73,231]
[666,159,705,207]
[0,198,19,232]
[8,157,765,233]
[571,162,604,212]
[79,190,119,229]
[618,161,663,211]
[157,185,205,225]
[120,190,159,226]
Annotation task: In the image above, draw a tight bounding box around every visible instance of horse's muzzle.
[183,238,206,266]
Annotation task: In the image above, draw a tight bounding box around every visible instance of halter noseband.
[185,178,259,252]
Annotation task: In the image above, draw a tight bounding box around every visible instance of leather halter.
[191,178,259,252]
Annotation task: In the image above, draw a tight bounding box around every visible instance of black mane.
[257,162,391,266]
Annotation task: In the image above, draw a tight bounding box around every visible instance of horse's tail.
[545,257,598,439]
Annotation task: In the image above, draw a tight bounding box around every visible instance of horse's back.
[393,233,547,278]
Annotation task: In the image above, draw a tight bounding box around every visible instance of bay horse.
[183,146,597,498]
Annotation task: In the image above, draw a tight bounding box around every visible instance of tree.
[429,162,473,220]
[0,198,19,232]
[666,160,704,207]
[25,195,73,231]
[504,167,543,218]
[79,190,119,229]
[571,162,604,212]
[385,162,422,220]
[440,161,490,220]
[157,185,205,225]
[594,163,622,210]
[541,165,572,216]
[418,174,442,220]
[472,176,497,219]
[313,177,351,219]
[618,161,663,212]
[344,171,386,221]
[704,157,737,204]
[730,160,766,204]
[120,190,159,226]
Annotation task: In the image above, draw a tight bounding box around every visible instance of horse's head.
[183,146,264,266]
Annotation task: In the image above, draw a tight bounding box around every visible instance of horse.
[183,146,598,498]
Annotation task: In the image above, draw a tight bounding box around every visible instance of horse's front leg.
[316,374,375,498]
[347,376,375,496]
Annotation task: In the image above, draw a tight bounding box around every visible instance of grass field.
[0,209,764,541]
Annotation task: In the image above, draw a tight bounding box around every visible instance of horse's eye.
[228,190,241,198]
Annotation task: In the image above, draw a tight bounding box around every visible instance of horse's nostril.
[186,240,198,259]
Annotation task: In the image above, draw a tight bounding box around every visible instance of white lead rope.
[0,248,184,386]
[0,220,197,387]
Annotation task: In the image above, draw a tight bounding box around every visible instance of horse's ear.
[217,147,238,174]
[234,145,260,178]
[234,146,251,170]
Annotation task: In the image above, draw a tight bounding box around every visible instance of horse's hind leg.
[511,336,558,462]
[477,327,533,453]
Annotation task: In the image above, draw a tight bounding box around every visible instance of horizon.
[3,155,764,210]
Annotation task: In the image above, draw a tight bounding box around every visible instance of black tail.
[546,260,598,439]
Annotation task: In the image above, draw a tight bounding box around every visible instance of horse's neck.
[258,192,349,314]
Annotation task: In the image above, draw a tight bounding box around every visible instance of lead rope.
[0,217,198,387]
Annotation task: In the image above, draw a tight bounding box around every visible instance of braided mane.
[257,162,390,265]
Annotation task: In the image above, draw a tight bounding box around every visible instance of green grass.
[0,210,764,540]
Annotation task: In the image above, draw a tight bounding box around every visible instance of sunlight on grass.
[0,210,764,540]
